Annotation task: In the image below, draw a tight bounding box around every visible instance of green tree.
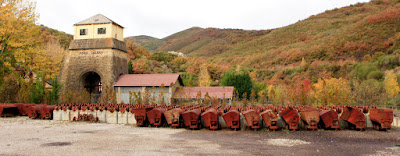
[30,76,45,104]
[128,60,134,74]
[49,77,62,105]
[221,70,253,99]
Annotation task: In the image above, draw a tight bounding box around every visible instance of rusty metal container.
[132,108,152,127]
[201,108,219,130]
[369,108,393,130]
[26,105,45,119]
[299,108,320,130]
[146,108,166,127]
[0,104,20,117]
[164,108,184,128]
[279,107,299,130]
[182,109,202,129]
[242,109,261,130]
[260,110,279,130]
[319,110,340,130]
[340,107,366,130]
[39,105,56,119]
[222,110,241,130]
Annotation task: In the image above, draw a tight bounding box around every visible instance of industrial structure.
[59,14,234,104]
[59,14,128,102]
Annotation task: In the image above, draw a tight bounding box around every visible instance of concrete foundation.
[88,110,97,118]
[127,112,137,125]
[106,111,118,124]
[52,110,62,121]
[97,110,106,123]
[70,110,80,121]
[61,110,70,121]
[80,110,89,115]
[117,112,128,124]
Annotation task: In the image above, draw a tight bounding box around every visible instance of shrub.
[367,70,384,80]
[353,79,384,106]
[377,55,400,69]
[0,74,19,103]
[351,63,380,80]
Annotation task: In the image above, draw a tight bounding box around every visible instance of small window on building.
[98,28,106,34]
[80,29,88,35]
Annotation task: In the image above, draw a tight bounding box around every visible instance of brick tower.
[59,14,128,101]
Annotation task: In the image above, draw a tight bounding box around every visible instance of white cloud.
[35,0,370,39]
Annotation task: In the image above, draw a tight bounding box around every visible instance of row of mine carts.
[0,103,56,119]
[0,103,394,131]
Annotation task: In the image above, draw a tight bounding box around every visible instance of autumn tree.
[100,85,115,104]
[199,63,211,87]
[267,85,285,105]
[258,90,267,105]
[352,79,384,106]
[242,92,248,107]
[250,89,256,105]
[37,40,68,79]
[311,78,352,106]
[126,38,151,60]
[159,84,166,105]
[131,57,151,74]
[16,78,32,103]
[203,92,211,105]
[0,0,41,83]
[0,74,19,102]
[384,72,400,98]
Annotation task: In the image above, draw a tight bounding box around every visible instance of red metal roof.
[174,87,234,99]
[113,74,182,87]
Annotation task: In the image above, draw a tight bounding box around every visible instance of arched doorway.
[81,72,102,102]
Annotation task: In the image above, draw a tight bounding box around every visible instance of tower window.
[98,28,106,34]
[80,29,88,35]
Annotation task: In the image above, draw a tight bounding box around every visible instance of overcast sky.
[35,0,370,39]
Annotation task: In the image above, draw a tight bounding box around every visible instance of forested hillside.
[2,0,400,106]
[127,0,400,106]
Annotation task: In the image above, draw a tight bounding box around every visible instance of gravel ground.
[0,117,399,156]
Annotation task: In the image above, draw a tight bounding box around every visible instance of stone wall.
[69,38,127,52]
[59,48,128,93]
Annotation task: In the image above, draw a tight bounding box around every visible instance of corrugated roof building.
[113,74,234,105]
[113,74,184,104]
[174,87,234,105]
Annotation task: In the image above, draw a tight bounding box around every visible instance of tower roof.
[74,14,123,28]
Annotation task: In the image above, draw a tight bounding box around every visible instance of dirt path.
[0,117,399,156]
